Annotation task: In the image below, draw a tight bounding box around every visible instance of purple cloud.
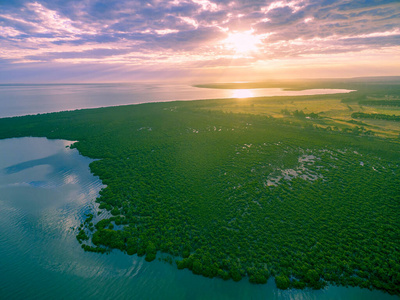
[0,0,399,82]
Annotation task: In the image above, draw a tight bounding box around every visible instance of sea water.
[0,84,392,299]
[0,83,353,118]
[0,137,397,300]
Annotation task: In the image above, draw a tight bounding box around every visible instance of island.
[1,79,399,295]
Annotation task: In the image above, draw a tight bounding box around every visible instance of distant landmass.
[194,76,400,90]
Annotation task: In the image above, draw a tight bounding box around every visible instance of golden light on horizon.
[224,31,261,55]
[232,89,254,98]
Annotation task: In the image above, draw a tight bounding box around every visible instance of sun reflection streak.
[232,89,254,98]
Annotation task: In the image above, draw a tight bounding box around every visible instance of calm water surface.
[0,137,397,300]
[0,83,353,118]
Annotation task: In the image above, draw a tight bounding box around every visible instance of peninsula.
[1,79,399,295]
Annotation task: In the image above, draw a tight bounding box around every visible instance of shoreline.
[0,136,398,299]
[0,83,354,119]
[1,82,399,296]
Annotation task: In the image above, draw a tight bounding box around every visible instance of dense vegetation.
[1,83,400,295]
[352,112,400,122]
[359,100,400,107]
[195,77,400,94]
[281,109,320,119]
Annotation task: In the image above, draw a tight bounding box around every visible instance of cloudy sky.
[0,0,399,83]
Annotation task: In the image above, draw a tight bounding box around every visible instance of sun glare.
[232,89,254,98]
[224,31,261,55]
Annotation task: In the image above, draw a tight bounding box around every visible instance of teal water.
[0,137,397,300]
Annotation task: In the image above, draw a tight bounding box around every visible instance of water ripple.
[0,137,397,300]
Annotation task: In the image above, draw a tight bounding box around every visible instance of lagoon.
[0,137,397,299]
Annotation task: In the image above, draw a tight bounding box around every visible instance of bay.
[0,85,393,299]
[0,137,397,300]
[0,83,352,118]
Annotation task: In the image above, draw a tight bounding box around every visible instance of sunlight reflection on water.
[0,83,354,118]
[0,138,396,300]
[232,89,254,98]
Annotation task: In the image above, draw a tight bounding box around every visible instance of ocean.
[0,83,352,118]
[1,84,394,299]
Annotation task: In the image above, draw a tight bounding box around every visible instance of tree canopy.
[1,92,399,295]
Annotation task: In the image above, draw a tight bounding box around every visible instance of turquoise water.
[0,137,397,300]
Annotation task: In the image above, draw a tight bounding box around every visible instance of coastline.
[0,83,353,118]
[1,81,400,296]
[0,138,397,299]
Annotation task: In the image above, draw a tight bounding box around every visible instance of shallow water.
[0,137,397,299]
[0,83,352,118]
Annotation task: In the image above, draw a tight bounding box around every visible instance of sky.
[0,0,399,83]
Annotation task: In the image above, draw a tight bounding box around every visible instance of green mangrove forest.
[352,112,400,122]
[1,81,400,295]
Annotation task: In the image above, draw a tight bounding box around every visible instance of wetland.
[1,79,400,298]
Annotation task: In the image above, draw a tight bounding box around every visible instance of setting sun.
[1,0,399,298]
[224,31,261,55]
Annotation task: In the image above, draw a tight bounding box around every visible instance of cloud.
[0,0,399,81]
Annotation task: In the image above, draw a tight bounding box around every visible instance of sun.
[224,30,261,55]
